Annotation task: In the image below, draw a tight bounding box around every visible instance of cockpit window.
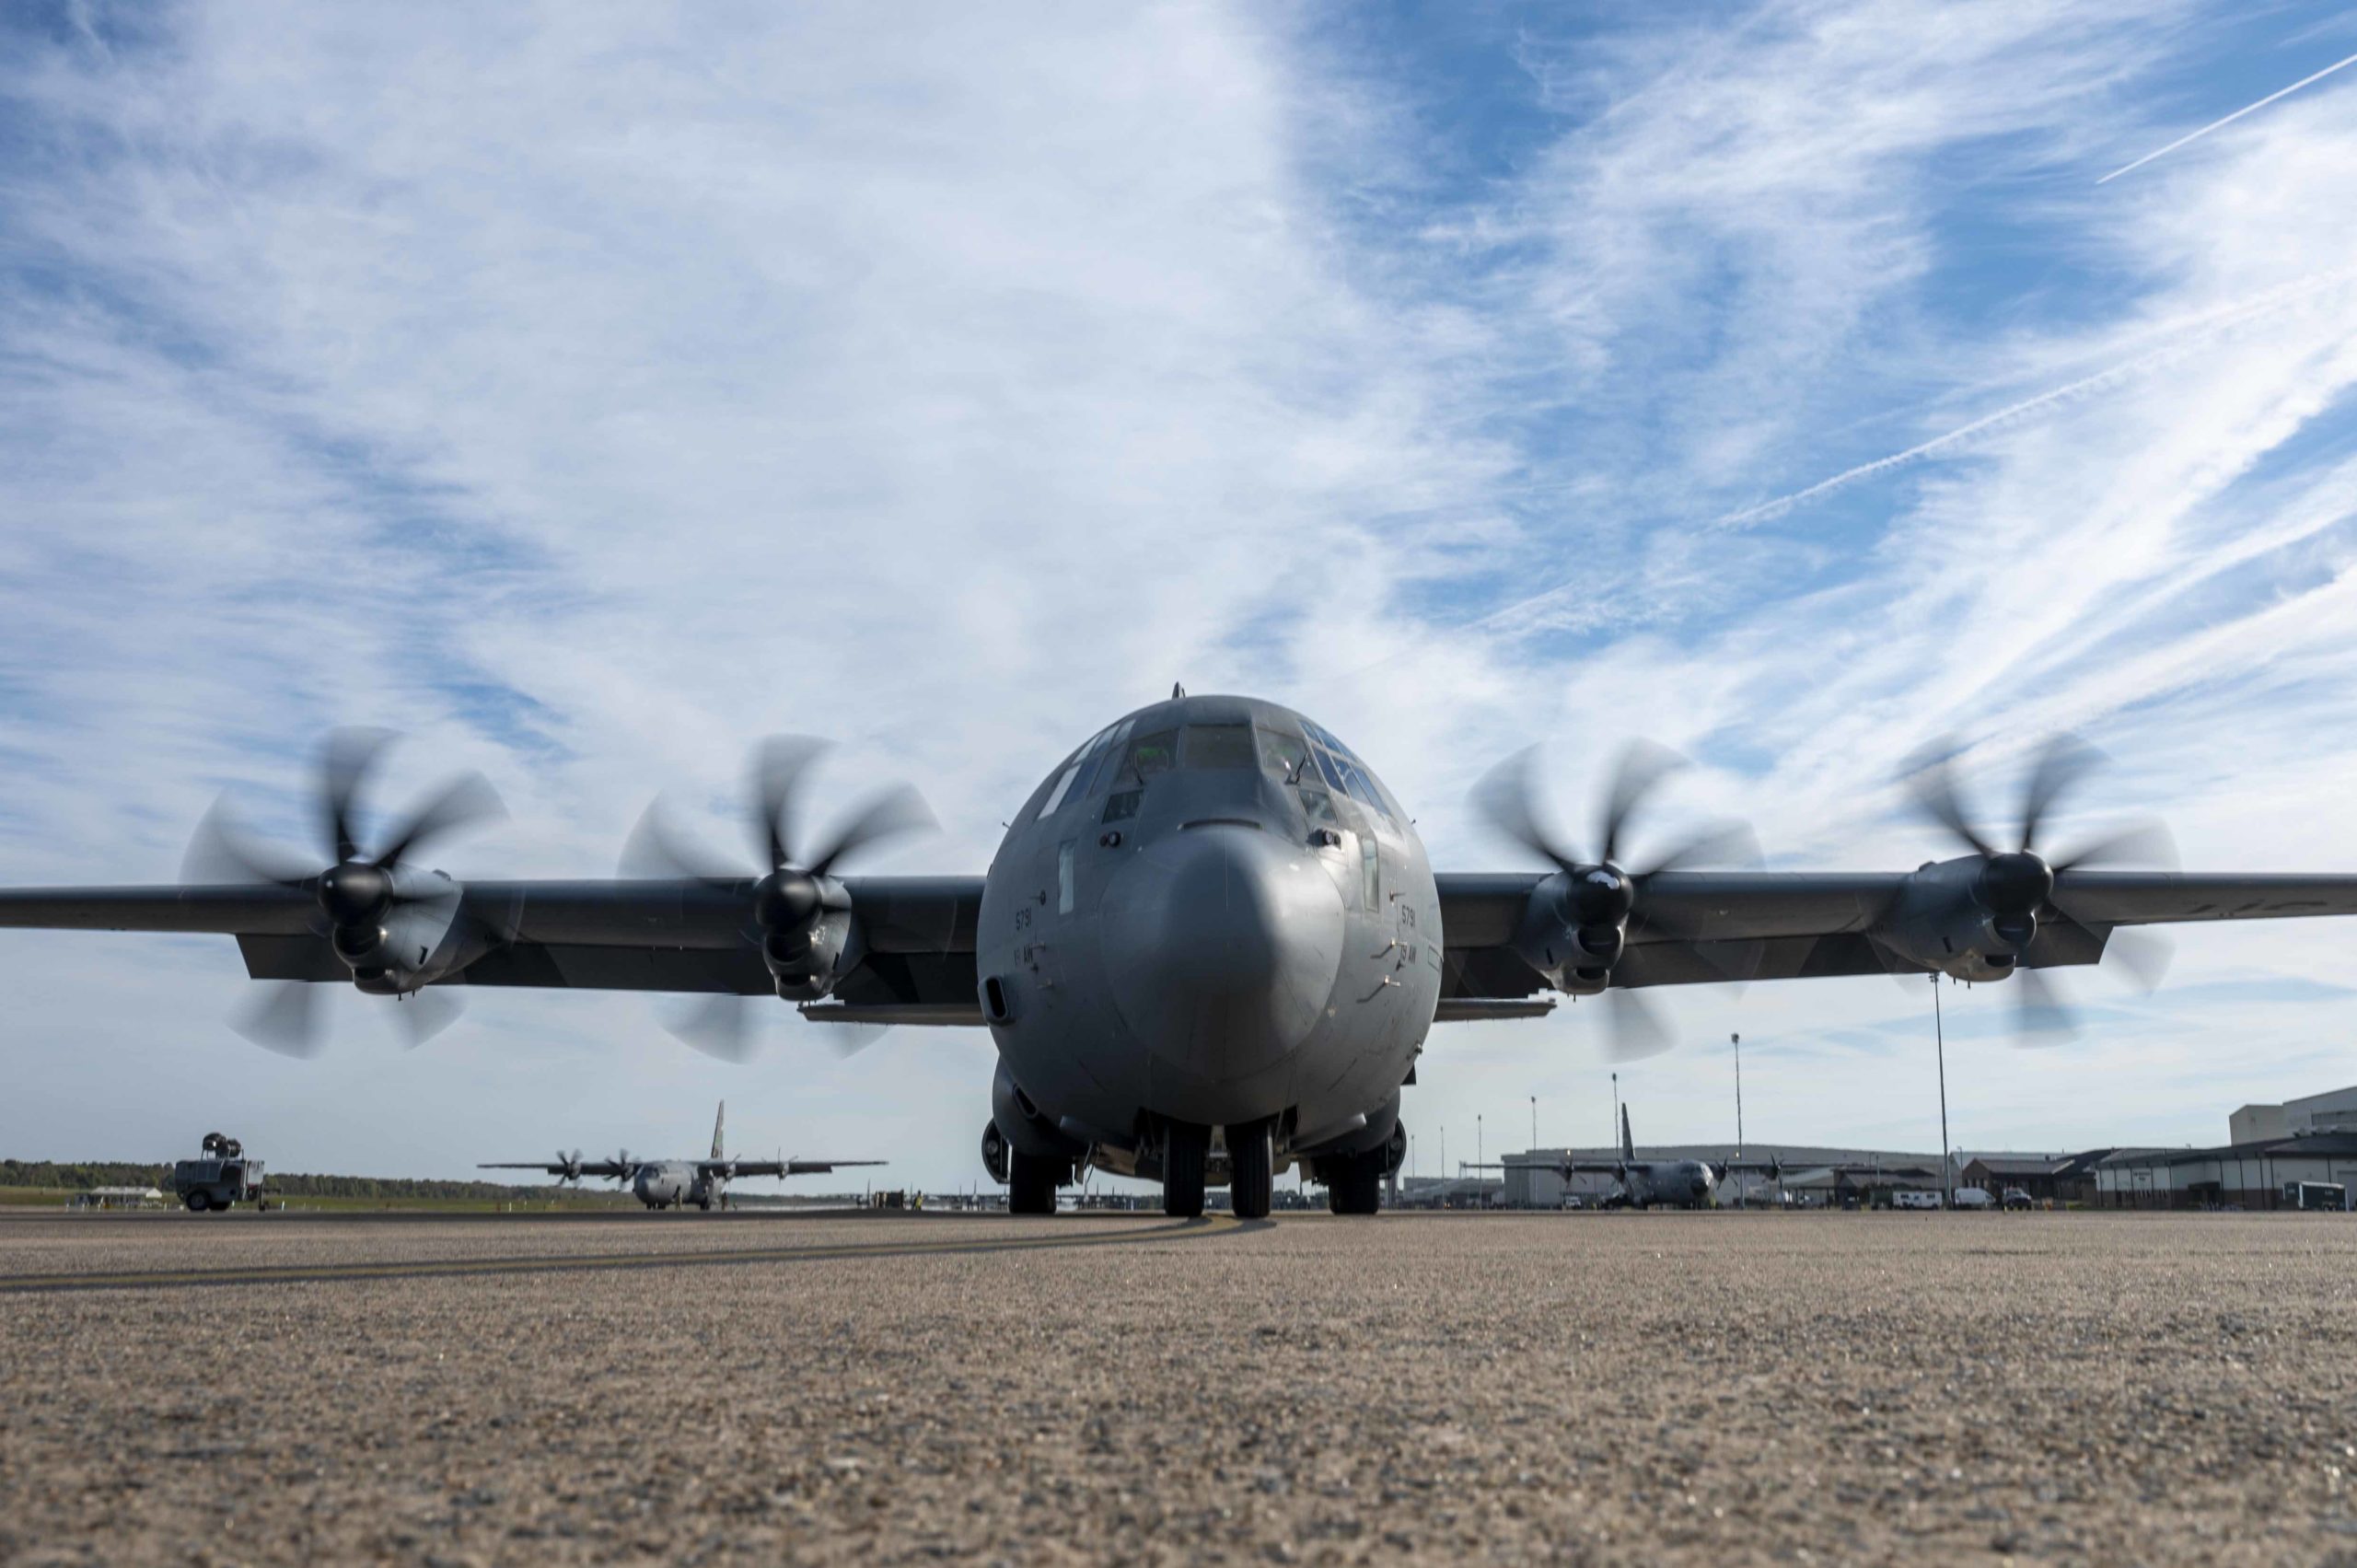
[1181,724,1256,771]
[1124,730,1178,782]
[1258,727,1312,783]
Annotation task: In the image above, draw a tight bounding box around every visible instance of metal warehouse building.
[2095,1134,2357,1210]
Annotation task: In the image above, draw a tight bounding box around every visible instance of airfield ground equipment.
[2282,1180,2348,1211]
[171,1132,264,1213]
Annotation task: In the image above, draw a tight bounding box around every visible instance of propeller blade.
[1598,740,1687,867]
[181,797,315,889]
[2016,736,2101,854]
[2052,819,2178,873]
[803,784,937,877]
[1471,748,1573,871]
[387,986,465,1050]
[661,993,760,1063]
[232,981,327,1059]
[2102,926,2176,993]
[322,727,397,865]
[2011,966,2080,1042]
[619,800,745,885]
[1903,743,1999,860]
[751,736,830,871]
[1600,986,1674,1062]
[373,772,506,871]
[1633,819,1760,878]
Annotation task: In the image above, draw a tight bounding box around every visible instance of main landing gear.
[1008,1150,1066,1216]
[1226,1118,1274,1222]
[1319,1148,1385,1215]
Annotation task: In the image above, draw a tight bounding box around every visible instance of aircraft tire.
[1008,1151,1060,1215]
[1328,1155,1382,1216]
[1163,1121,1208,1218]
[1226,1119,1273,1220]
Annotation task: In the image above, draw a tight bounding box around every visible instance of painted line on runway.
[0,1216,1251,1295]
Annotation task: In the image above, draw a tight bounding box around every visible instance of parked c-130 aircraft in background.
[481,1100,882,1211]
[6,690,2357,1221]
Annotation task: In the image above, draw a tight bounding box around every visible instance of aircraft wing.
[0,876,985,1016]
[1434,869,2357,1003]
[710,1158,888,1178]
[478,1160,633,1179]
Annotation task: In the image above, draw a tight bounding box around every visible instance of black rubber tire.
[1008,1150,1061,1216]
[1163,1121,1209,1218]
[1226,1119,1274,1221]
[1329,1154,1383,1216]
[184,1191,209,1214]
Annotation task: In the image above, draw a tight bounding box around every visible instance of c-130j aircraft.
[5,691,2356,1221]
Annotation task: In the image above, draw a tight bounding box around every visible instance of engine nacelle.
[339,868,481,994]
[1507,868,1630,993]
[1874,856,2048,982]
[760,877,860,1002]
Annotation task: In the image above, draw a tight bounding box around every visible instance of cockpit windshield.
[1179,724,1256,770]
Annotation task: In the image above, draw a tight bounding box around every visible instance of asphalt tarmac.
[2,1207,2352,1566]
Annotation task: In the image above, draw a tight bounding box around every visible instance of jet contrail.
[2098,48,2357,184]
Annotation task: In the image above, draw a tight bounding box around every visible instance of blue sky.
[4,0,2356,1186]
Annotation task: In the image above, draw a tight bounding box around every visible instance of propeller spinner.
[181,728,503,1057]
[1904,735,2177,1040]
[622,736,932,1062]
[1474,740,1759,1061]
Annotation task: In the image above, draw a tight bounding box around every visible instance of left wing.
[1436,867,2357,1006]
[708,1158,888,1178]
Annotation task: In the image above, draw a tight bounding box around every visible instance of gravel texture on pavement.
[2,1207,2352,1566]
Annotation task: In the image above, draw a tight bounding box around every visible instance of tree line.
[0,1159,595,1201]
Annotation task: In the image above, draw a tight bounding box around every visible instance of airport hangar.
[1495,1144,1948,1208]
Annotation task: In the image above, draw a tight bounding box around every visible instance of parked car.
[1561,1194,1585,1211]
[2001,1187,2034,1210]
[1950,1186,1994,1210]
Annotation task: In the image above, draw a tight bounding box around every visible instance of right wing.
[0,875,984,1016]
[478,1161,632,1179]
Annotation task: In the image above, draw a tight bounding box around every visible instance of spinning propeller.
[182,728,502,1057]
[1905,735,2177,1040]
[553,1149,586,1185]
[1475,740,1759,1061]
[622,736,933,1062]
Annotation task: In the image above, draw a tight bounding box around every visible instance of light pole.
[1732,1031,1744,1157]
[1933,973,1953,1207]
[1530,1095,1538,1152]
[1477,1114,1483,1174]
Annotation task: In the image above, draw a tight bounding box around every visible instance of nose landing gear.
[1162,1121,1209,1218]
[1226,1118,1274,1221]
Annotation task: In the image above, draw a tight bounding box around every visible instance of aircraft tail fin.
[712,1099,726,1161]
[1620,1104,1634,1163]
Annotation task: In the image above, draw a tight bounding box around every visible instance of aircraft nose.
[1103,823,1346,1083]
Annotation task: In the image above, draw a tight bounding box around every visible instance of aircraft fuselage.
[977,695,1439,1196]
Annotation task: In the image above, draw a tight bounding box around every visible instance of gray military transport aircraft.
[5,697,2357,1222]
[481,1100,881,1211]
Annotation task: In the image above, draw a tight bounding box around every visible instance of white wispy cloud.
[3,1,2356,1183]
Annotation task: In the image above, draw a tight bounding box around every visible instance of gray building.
[1497,1143,1945,1208]
[2095,1134,2357,1209]
[2229,1084,2357,1145]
